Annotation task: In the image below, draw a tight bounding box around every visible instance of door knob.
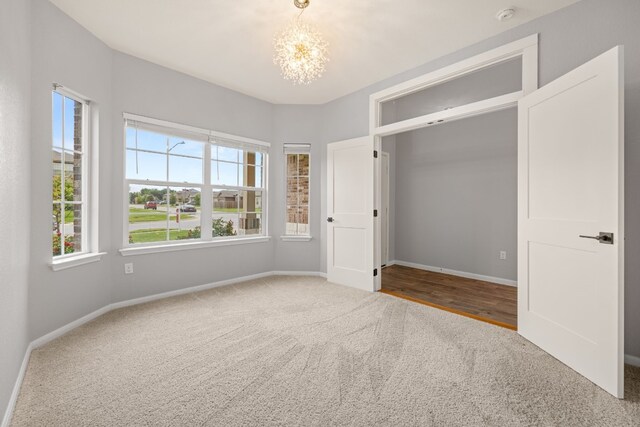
[327,217,334,222]
[579,232,614,244]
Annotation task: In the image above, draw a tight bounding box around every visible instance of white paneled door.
[518,47,624,397]
[327,137,375,292]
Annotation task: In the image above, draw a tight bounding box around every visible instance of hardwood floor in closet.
[381,265,517,329]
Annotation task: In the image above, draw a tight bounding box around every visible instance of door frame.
[369,34,539,289]
[381,152,390,267]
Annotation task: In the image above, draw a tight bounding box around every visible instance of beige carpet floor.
[10,276,640,426]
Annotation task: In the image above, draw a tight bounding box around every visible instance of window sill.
[280,235,313,242]
[50,252,107,271]
[119,236,272,257]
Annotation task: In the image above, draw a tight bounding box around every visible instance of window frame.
[121,113,270,253]
[51,85,98,267]
[282,143,311,240]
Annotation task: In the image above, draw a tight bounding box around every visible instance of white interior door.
[327,136,375,291]
[518,46,624,397]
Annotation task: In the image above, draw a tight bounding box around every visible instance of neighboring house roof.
[52,149,73,164]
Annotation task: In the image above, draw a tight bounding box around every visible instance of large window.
[124,115,268,247]
[284,144,310,236]
[52,88,89,258]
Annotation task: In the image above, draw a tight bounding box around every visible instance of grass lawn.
[129,228,197,243]
[128,207,194,223]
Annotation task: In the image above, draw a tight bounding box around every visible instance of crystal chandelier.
[274,0,329,85]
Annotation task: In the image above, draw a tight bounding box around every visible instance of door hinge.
[374,150,378,158]
[373,268,378,277]
[373,209,378,217]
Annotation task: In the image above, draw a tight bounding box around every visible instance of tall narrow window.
[52,88,88,257]
[284,144,310,236]
[124,115,269,247]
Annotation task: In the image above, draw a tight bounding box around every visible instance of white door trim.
[369,34,538,136]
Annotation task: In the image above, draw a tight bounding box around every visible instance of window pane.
[287,154,298,177]
[254,166,263,188]
[128,185,200,244]
[52,92,63,149]
[168,139,202,158]
[214,146,239,162]
[126,149,167,181]
[287,178,298,205]
[212,189,238,238]
[213,189,238,213]
[126,128,168,153]
[239,213,262,235]
[298,177,309,205]
[213,161,238,186]
[63,202,82,254]
[128,184,169,244]
[52,152,68,202]
[169,155,202,184]
[239,190,262,213]
[171,186,200,241]
[64,149,82,203]
[298,154,309,176]
[286,206,298,235]
[52,203,62,256]
[248,151,263,166]
[297,207,309,235]
[63,96,81,151]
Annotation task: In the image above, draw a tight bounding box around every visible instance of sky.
[125,127,263,188]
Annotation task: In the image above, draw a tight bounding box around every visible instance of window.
[52,88,89,258]
[124,114,269,247]
[284,144,310,236]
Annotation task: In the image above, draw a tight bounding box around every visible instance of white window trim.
[51,84,102,270]
[50,252,107,271]
[122,113,270,252]
[119,236,271,256]
[283,143,311,239]
[280,235,313,242]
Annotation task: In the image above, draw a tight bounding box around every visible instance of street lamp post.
[166,139,185,240]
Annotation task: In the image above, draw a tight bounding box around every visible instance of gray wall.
[3,5,640,421]
[0,0,31,421]
[271,105,323,272]
[321,0,640,357]
[110,52,275,303]
[29,0,114,341]
[392,109,518,281]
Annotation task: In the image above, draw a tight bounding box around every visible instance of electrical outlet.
[124,263,134,274]
[499,251,507,260]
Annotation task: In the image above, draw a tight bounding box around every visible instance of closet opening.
[379,107,518,330]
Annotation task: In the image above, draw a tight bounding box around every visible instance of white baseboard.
[1,343,33,427]
[30,306,112,349]
[272,270,327,278]
[110,271,274,310]
[390,260,517,287]
[625,353,640,368]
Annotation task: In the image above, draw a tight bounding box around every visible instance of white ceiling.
[49,0,580,105]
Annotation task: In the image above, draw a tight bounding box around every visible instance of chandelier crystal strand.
[274,15,328,84]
